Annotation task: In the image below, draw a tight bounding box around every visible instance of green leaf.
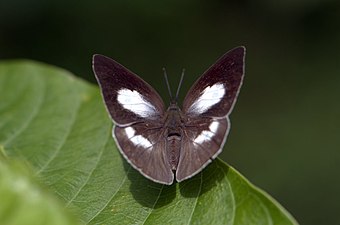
[0,60,298,225]
[0,151,80,225]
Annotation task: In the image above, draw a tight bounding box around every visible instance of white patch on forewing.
[124,127,152,149]
[117,88,157,117]
[194,121,219,144]
[188,83,225,114]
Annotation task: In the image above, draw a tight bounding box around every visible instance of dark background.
[1,1,340,224]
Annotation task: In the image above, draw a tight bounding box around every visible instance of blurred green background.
[1,1,340,224]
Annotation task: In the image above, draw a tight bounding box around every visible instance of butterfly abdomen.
[167,134,181,170]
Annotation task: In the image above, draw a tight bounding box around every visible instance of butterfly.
[92,46,245,185]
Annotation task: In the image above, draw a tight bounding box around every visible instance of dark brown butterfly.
[92,46,245,185]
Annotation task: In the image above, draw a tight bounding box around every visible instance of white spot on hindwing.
[209,121,219,133]
[188,83,225,114]
[124,127,152,149]
[125,127,135,139]
[117,88,157,117]
[194,121,219,144]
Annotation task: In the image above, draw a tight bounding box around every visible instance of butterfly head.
[163,68,185,106]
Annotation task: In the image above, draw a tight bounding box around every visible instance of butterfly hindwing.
[176,118,229,182]
[93,54,165,126]
[114,123,174,184]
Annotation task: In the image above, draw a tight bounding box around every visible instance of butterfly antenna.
[163,67,173,101]
[175,68,185,102]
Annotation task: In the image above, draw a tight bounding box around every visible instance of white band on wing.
[125,127,152,149]
[117,88,157,117]
[194,121,220,144]
[188,83,225,114]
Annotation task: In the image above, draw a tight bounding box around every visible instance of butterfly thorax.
[164,103,186,170]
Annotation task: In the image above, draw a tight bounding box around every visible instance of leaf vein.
[35,91,81,175]
[187,172,203,225]
[250,192,273,225]
[65,131,110,206]
[216,161,236,225]
[141,184,165,225]
[3,74,45,146]
[87,166,132,224]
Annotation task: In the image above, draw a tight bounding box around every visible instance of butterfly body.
[93,46,245,185]
[164,103,185,170]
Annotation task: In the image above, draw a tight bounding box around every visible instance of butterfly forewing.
[182,47,245,118]
[93,54,165,125]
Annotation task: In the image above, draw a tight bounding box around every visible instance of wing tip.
[229,46,246,57]
[92,54,111,65]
